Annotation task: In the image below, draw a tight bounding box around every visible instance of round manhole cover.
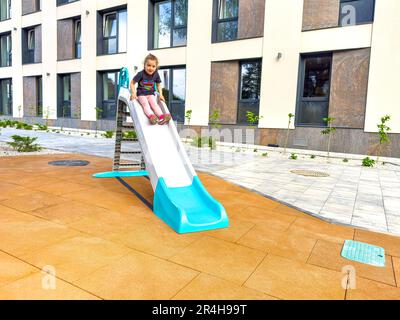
[48,160,90,167]
[291,170,330,177]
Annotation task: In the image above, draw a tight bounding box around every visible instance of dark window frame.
[159,65,186,123]
[75,18,81,59]
[236,58,262,125]
[22,26,39,65]
[97,6,127,56]
[149,0,188,50]
[36,76,43,117]
[212,0,239,43]
[0,32,12,67]
[0,0,11,21]
[338,0,376,26]
[58,73,72,118]
[295,53,333,128]
[0,78,12,116]
[98,69,120,120]
[57,0,80,6]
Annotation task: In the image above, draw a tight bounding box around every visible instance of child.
[130,54,172,125]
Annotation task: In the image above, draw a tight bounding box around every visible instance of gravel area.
[0,141,68,157]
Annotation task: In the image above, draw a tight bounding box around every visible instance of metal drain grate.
[48,160,90,167]
[291,170,330,177]
[341,240,385,267]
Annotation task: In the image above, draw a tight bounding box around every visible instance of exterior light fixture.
[86,10,90,16]
[277,52,283,61]
[46,73,50,77]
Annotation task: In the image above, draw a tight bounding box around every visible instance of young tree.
[284,113,295,154]
[321,117,336,161]
[376,115,391,163]
[246,111,263,129]
[185,109,193,142]
[208,109,221,150]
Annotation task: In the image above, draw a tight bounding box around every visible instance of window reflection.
[154,0,187,49]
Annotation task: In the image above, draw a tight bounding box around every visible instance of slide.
[115,87,229,234]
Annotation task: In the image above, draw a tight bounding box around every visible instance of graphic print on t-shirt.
[141,79,155,92]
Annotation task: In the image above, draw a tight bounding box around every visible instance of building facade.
[0,0,399,157]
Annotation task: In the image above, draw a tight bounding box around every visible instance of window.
[152,0,188,49]
[214,0,239,42]
[57,0,79,5]
[37,76,43,117]
[339,0,375,26]
[22,28,36,64]
[99,70,120,119]
[0,78,12,116]
[0,0,11,21]
[297,54,332,126]
[58,74,71,118]
[99,9,127,55]
[28,30,35,50]
[75,19,81,59]
[237,60,262,125]
[0,33,11,67]
[159,67,186,123]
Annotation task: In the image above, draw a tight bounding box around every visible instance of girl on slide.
[130,54,172,125]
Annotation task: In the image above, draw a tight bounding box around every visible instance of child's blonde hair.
[144,54,159,69]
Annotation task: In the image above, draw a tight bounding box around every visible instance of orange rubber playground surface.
[0,154,399,300]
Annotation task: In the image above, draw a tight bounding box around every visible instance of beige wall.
[1,0,399,140]
[365,0,400,133]
[259,0,303,129]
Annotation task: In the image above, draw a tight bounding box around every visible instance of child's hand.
[159,95,166,103]
[130,94,138,101]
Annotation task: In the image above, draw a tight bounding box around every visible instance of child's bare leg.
[147,96,164,118]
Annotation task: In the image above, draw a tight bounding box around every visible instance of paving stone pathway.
[1,128,399,236]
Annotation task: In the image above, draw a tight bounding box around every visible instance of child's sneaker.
[158,114,172,125]
[149,115,158,125]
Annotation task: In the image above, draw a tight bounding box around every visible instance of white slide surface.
[118,87,196,191]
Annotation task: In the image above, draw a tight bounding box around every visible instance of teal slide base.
[93,171,149,178]
[153,176,229,234]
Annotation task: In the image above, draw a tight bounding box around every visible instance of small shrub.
[208,137,216,150]
[103,131,114,139]
[262,152,268,157]
[362,157,376,167]
[310,155,316,159]
[290,153,298,160]
[123,131,137,139]
[254,149,258,153]
[343,158,349,163]
[7,135,42,152]
[36,124,48,131]
[192,136,207,148]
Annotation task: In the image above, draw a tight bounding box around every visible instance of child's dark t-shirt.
[133,70,161,96]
